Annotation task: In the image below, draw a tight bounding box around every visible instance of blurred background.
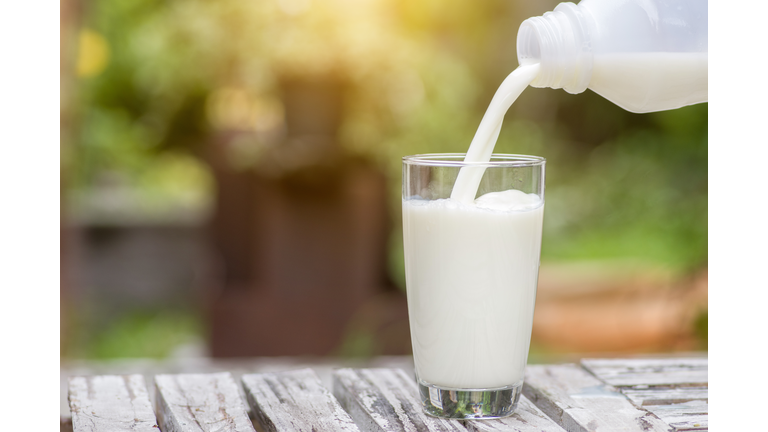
[60,0,707,363]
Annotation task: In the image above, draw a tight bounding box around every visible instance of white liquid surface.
[450,63,540,203]
[403,190,544,389]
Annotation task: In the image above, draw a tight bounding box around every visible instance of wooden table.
[63,357,707,432]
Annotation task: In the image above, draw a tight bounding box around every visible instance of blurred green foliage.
[67,310,203,359]
[537,102,708,273]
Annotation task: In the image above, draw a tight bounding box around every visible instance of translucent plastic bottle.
[516,0,707,113]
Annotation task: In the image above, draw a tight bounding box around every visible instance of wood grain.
[620,388,707,431]
[460,396,567,432]
[621,387,708,406]
[642,401,708,431]
[68,374,159,432]
[333,368,566,432]
[580,358,707,387]
[241,368,360,432]
[582,358,708,431]
[334,368,468,432]
[155,372,256,432]
[523,364,673,432]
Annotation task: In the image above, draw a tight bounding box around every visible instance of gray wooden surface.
[464,396,568,432]
[242,368,360,432]
[155,372,256,432]
[581,358,708,431]
[60,356,416,420]
[63,356,707,432]
[640,401,707,431]
[333,368,566,432]
[68,374,159,432]
[580,358,708,387]
[333,368,469,432]
[523,364,673,432]
[620,387,708,406]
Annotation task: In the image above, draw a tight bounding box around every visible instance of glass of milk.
[402,153,545,419]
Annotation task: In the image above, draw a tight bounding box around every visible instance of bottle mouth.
[517,24,541,65]
[516,3,592,94]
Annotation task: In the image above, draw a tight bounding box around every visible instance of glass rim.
[402,153,545,167]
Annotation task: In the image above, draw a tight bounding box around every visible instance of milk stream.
[404,190,544,389]
[450,63,540,203]
[450,51,707,204]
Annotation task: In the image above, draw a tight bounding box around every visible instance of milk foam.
[474,189,542,211]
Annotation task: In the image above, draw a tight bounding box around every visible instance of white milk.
[590,52,708,113]
[403,189,544,389]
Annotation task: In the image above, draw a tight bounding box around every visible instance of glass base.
[417,378,523,419]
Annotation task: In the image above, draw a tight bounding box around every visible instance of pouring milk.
[405,0,707,393]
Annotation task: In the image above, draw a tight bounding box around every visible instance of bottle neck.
[517,2,593,94]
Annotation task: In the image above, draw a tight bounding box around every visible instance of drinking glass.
[402,154,545,419]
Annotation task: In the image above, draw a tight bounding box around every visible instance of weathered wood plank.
[68,374,159,432]
[643,400,708,431]
[334,368,467,432]
[523,364,673,432]
[460,396,567,432]
[241,368,360,432]
[642,400,707,416]
[650,414,707,432]
[659,416,707,432]
[333,368,566,432]
[155,372,256,432]
[622,387,708,406]
[581,358,708,387]
[580,359,708,431]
